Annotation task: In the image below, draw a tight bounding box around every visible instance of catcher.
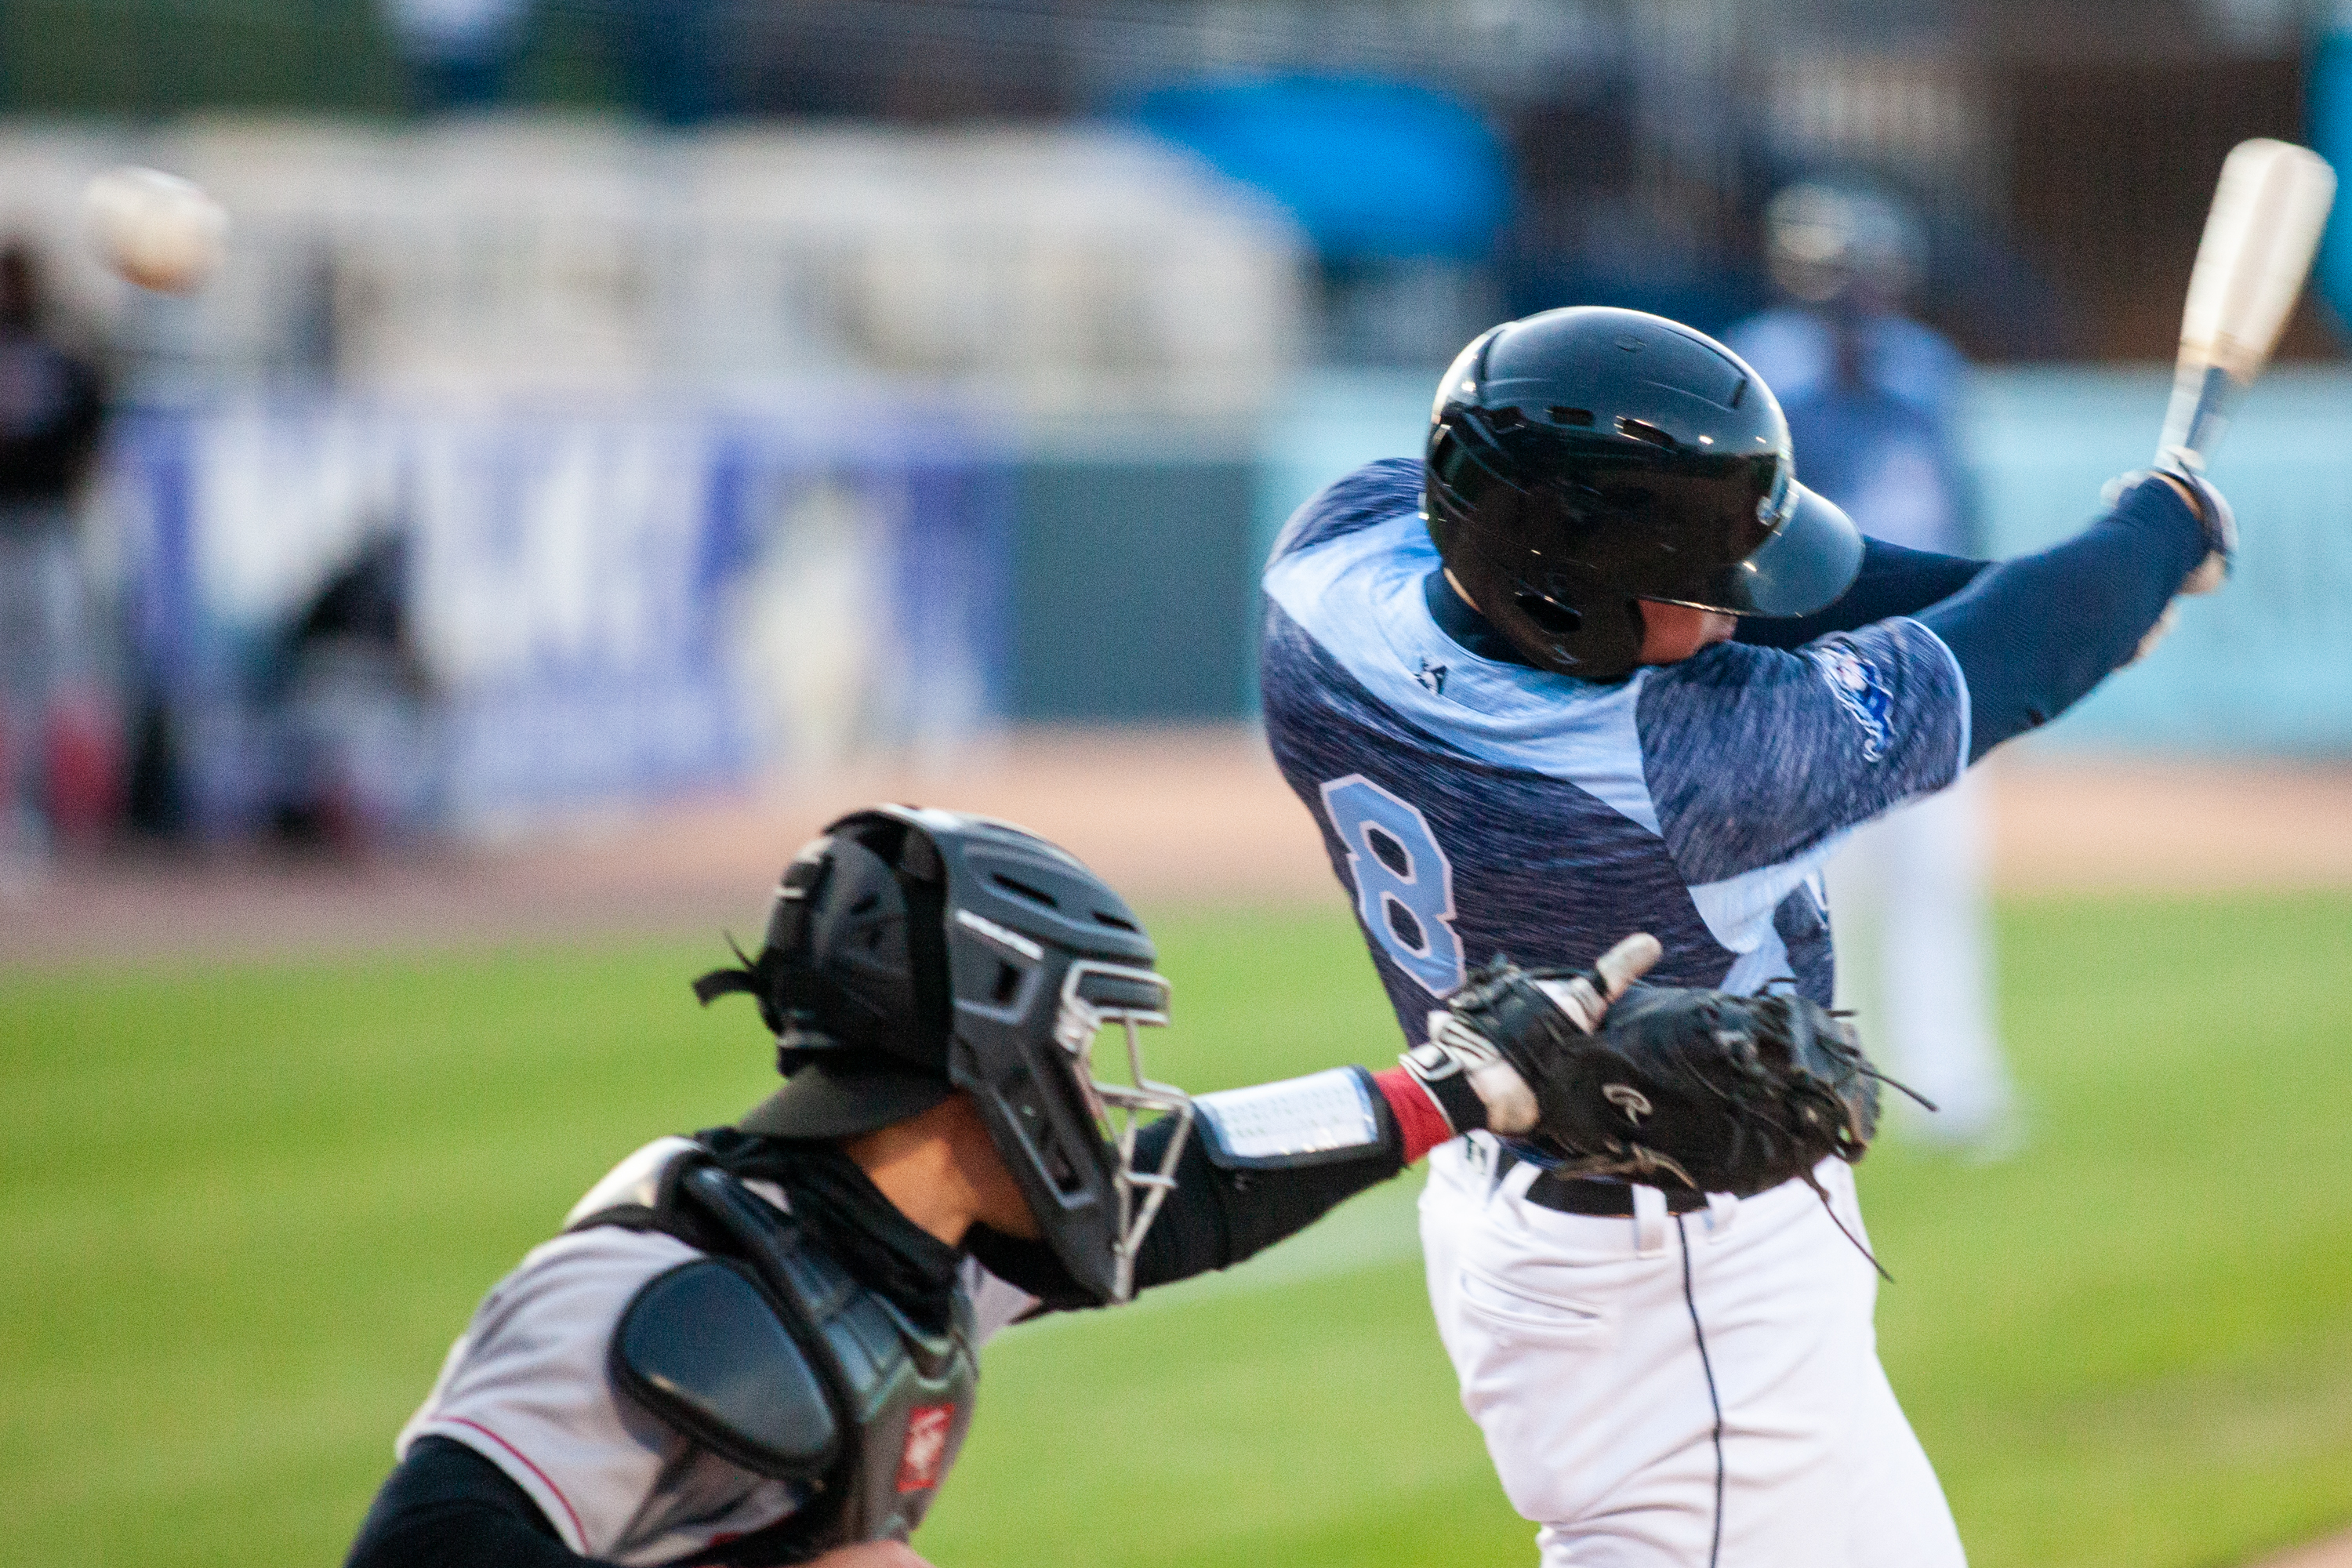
[344,804,1868,1568]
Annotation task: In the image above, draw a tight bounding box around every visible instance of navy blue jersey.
[1261,459,1969,1050]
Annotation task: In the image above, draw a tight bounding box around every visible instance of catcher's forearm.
[1125,1069,1414,1292]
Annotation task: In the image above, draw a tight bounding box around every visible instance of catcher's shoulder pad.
[563,1135,705,1230]
[610,1257,843,1483]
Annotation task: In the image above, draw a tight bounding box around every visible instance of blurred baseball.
[83,165,227,295]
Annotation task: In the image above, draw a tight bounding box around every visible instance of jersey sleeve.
[1920,471,2207,762]
[397,1229,800,1562]
[961,1257,1042,1344]
[1638,619,1968,884]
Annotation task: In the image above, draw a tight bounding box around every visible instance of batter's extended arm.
[1919,473,2223,763]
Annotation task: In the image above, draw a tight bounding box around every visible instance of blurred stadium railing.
[0,122,1303,407]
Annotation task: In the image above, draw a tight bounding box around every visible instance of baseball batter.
[1258,306,2231,1564]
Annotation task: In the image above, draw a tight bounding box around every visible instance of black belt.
[1497,1149,1710,1218]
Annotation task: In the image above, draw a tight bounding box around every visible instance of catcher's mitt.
[1439,957,1896,1200]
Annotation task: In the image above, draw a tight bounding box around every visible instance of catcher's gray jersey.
[397,1153,1037,1564]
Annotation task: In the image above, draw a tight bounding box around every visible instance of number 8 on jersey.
[1319,775,1466,998]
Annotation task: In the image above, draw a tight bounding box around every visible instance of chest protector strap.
[574,1145,978,1566]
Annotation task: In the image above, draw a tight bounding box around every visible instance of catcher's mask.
[695,805,1193,1305]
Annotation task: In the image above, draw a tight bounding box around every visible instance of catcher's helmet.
[1424,306,1864,681]
[695,806,1192,1305]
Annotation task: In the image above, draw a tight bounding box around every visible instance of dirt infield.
[4,726,2350,967]
[2261,1541,2352,1568]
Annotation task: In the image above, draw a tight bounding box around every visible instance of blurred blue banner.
[2310,26,2352,333]
[110,394,1010,835]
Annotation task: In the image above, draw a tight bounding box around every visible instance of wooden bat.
[2158,137,2337,470]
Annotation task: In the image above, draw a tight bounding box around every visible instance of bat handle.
[2157,360,2242,471]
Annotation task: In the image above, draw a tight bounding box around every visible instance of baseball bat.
[2158,137,2336,470]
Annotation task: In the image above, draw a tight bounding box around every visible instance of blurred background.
[2,2,2350,1566]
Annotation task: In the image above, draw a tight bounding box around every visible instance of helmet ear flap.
[1486,574,1645,683]
[1510,588,1583,637]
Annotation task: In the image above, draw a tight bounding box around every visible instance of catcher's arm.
[351,1439,938,1567]
[977,934,1667,1308]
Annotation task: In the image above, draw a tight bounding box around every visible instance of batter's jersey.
[1259,459,1970,1045]
[397,1160,1037,1565]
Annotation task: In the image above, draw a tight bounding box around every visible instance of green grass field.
[4,891,2350,1567]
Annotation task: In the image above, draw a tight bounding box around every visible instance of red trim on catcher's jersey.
[1374,1065,1455,1165]
[441,1415,588,1547]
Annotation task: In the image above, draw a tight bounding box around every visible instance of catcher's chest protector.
[572,1145,977,1565]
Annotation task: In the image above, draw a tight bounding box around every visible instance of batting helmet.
[1424,306,1864,681]
[695,805,1192,1305]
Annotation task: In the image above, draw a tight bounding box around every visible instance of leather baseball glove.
[1432,952,1894,1200]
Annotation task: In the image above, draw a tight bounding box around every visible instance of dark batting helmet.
[694,805,1192,1305]
[1423,306,1864,681]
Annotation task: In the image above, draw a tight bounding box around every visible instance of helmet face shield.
[1051,960,1193,1302]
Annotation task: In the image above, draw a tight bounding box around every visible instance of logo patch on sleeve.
[1809,642,1893,760]
[895,1404,956,1493]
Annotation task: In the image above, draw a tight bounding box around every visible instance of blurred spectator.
[0,241,110,880]
[382,0,532,113]
[1727,183,2021,1156]
[260,530,439,855]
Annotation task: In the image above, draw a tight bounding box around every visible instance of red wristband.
[1373,1065,1458,1165]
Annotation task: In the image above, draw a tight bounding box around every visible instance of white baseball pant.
[1420,1136,1964,1566]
